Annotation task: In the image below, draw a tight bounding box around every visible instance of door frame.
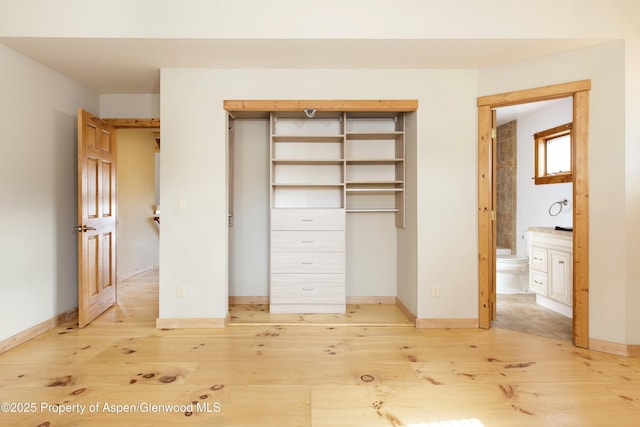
[477,80,590,348]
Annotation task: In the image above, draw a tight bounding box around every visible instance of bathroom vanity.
[528,227,573,318]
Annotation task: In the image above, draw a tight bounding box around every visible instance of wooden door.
[77,109,117,327]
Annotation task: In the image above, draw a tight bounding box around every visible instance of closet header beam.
[102,118,160,129]
[224,100,418,113]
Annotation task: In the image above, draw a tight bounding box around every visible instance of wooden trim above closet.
[224,99,418,113]
[103,118,160,129]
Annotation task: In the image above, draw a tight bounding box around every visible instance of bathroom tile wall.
[497,120,517,252]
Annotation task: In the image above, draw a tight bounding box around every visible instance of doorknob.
[74,225,97,232]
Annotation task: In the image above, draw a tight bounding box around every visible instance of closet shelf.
[346,180,403,185]
[272,135,344,142]
[346,187,403,193]
[272,183,344,188]
[346,131,403,140]
[273,158,344,165]
[346,158,403,164]
[346,208,399,213]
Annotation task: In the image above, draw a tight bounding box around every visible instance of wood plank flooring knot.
[47,375,77,387]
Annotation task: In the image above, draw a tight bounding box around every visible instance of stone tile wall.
[497,120,517,253]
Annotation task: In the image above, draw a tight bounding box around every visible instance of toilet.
[496,247,529,294]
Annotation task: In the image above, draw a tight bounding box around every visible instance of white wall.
[480,41,628,343]
[229,118,270,297]
[416,73,480,319]
[116,129,159,278]
[624,37,640,344]
[100,94,160,118]
[397,112,419,313]
[502,99,573,257]
[160,68,479,320]
[346,215,397,297]
[0,44,98,342]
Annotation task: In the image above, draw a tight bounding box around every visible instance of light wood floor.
[229,303,413,326]
[1,270,639,427]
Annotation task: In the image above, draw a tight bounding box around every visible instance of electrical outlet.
[431,285,440,298]
[177,285,186,298]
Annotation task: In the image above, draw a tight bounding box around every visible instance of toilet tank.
[496,247,511,256]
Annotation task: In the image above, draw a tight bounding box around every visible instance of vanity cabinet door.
[549,249,572,306]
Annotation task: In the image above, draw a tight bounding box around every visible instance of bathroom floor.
[492,293,573,341]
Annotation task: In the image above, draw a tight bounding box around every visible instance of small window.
[534,123,572,185]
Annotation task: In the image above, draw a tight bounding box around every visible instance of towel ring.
[549,199,569,216]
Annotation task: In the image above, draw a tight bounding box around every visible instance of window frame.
[534,122,573,185]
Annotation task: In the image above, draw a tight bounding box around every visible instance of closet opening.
[225,100,418,326]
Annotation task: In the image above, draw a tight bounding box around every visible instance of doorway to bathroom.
[491,98,573,341]
[477,80,590,348]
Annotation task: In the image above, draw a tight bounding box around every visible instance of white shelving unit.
[345,113,405,227]
[269,111,405,313]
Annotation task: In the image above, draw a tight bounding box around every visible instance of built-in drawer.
[271,252,345,274]
[271,274,345,304]
[271,209,345,230]
[530,246,548,272]
[271,230,345,252]
[530,269,548,296]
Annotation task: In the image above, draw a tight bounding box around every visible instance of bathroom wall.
[515,99,573,256]
[496,120,517,253]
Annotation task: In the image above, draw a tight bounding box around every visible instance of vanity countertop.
[528,226,572,236]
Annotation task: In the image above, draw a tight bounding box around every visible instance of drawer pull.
[534,280,542,285]
[302,240,314,243]
[558,260,565,264]
[302,218,314,222]
[302,287,314,291]
[534,257,542,261]
[302,261,314,265]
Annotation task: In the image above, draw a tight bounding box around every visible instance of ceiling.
[0,37,608,93]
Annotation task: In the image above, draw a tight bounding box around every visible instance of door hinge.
[491,210,496,221]
[491,128,497,139]
[493,292,497,303]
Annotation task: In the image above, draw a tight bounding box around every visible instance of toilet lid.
[497,255,528,263]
